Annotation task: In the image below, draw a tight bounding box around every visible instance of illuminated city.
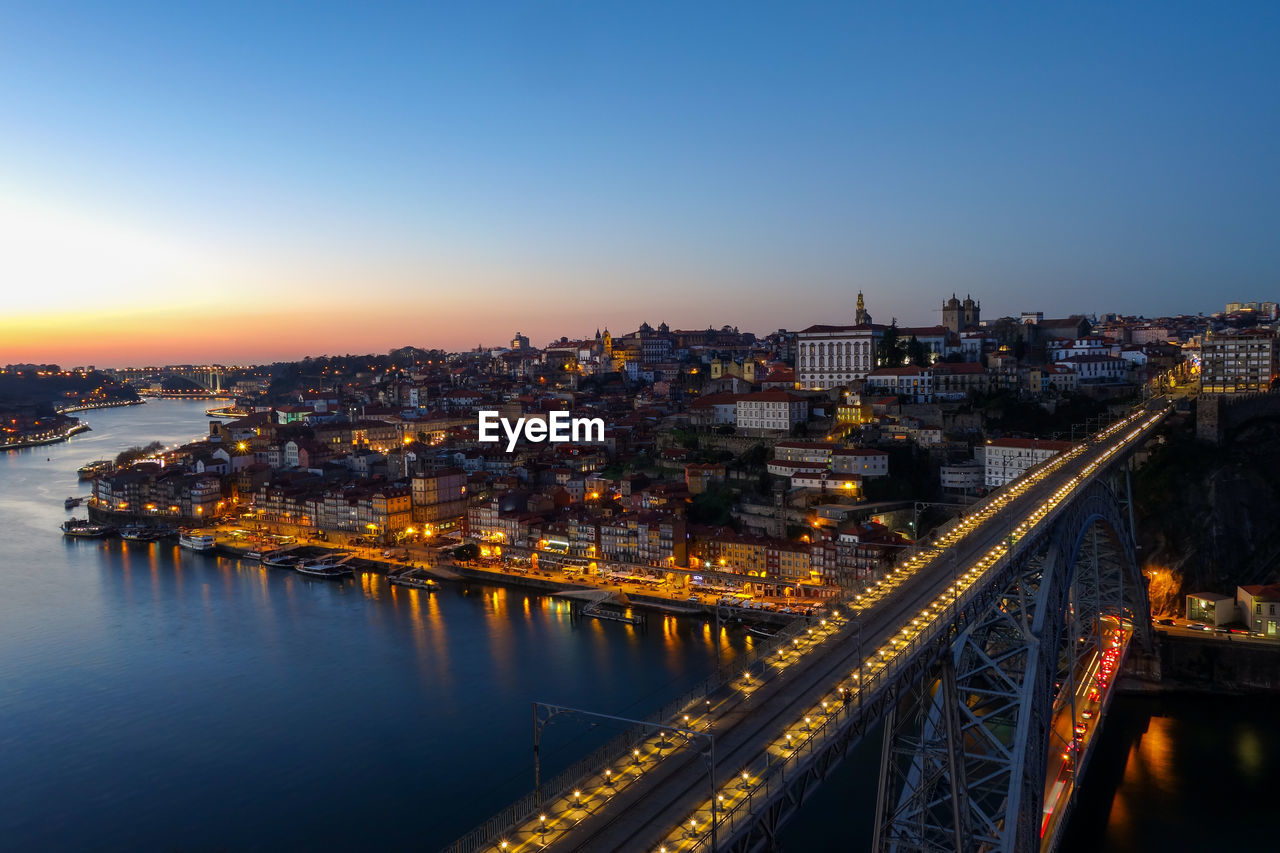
[2,4,1279,853]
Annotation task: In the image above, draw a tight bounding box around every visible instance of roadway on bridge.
[486,405,1169,853]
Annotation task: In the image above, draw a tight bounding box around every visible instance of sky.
[1,1,1278,366]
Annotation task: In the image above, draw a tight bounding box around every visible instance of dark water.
[1060,693,1280,852]
[0,400,747,852]
[779,692,1280,851]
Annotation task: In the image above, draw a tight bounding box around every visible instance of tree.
[877,322,904,367]
[906,335,930,367]
[452,543,480,561]
[689,485,735,525]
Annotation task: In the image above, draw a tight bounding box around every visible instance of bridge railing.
[691,406,1172,849]
[683,571,988,851]
[440,597,847,853]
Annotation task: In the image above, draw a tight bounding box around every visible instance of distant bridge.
[445,402,1170,853]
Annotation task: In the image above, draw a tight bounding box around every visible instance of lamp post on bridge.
[532,701,720,852]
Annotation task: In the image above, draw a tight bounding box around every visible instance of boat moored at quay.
[76,460,114,480]
[261,551,303,569]
[119,525,173,542]
[177,531,216,552]
[296,553,354,579]
[61,518,115,538]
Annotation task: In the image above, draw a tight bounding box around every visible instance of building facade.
[1201,329,1278,394]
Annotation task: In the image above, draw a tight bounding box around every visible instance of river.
[0,400,745,851]
[2,400,1273,851]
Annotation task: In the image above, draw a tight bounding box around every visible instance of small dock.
[566,591,648,629]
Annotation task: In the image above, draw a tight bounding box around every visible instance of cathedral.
[942,294,980,333]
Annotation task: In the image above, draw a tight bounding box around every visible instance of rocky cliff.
[1134,406,1280,615]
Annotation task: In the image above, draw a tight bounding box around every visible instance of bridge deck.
[461,404,1170,853]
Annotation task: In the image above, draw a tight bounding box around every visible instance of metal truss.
[874,481,1151,853]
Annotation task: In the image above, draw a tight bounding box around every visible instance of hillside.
[1134,408,1280,615]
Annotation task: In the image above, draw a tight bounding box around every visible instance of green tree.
[452,543,480,561]
[877,322,904,367]
[906,335,930,367]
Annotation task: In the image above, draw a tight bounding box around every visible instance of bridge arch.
[877,481,1151,853]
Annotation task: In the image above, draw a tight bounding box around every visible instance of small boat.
[61,518,114,538]
[746,626,778,639]
[296,553,353,579]
[120,525,170,542]
[178,531,217,552]
[261,551,302,569]
[64,496,85,509]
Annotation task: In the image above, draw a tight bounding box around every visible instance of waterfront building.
[1237,584,1280,637]
[1184,592,1237,628]
[410,468,467,530]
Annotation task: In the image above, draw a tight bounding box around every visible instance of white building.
[766,459,827,478]
[796,324,883,390]
[983,438,1074,487]
[735,392,808,434]
[687,392,740,427]
[830,449,889,478]
[940,461,984,491]
[1055,355,1129,384]
[1238,584,1280,636]
[865,366,933,403]
[1048,338,1118,361]
[773,441,837,464]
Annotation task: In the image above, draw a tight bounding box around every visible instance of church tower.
[962,294,980,328]
[855,291,872,325]
[942,294,963,333]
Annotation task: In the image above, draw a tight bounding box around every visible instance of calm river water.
[1,400,1272,851]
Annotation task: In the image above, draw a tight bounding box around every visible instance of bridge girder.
[875,480,1151,853]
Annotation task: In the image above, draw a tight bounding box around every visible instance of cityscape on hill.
[4,3,1280,852]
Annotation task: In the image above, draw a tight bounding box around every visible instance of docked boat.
[746,626,779,639]
[76,460,114,480]
[61,518,114,538]
[120,525,170,542]
[261,551,302,569]
[64,496,85,509]
[296,553,353,579]
[178,531,216,552]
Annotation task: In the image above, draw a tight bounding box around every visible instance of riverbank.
[57,399,146,414]
[203,520,803,626]
[1120,628,1280,694]
[1,420,90,451]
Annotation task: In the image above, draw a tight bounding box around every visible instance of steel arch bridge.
[874,479,1152,853]
[443,406,1168,853]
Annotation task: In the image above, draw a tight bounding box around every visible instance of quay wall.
[1122,631,1280,694]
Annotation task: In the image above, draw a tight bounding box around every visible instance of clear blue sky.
[1,1,1277,363]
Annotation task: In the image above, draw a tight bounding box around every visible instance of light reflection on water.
[0,399,744,852]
